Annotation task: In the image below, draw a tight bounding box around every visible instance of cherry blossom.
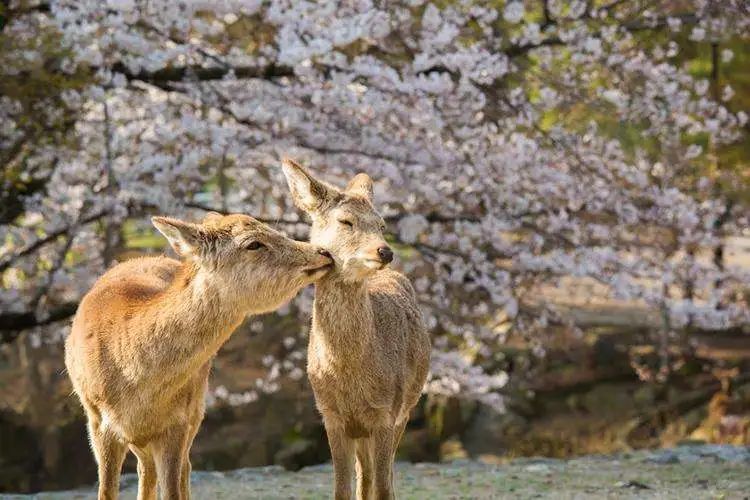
[2,0,748,407]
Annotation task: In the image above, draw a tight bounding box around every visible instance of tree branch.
[0,209,108,272]
[112,61,294,87]
[105,10,699,89]
[0,302,78,341]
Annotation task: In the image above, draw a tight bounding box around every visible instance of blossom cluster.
[2,0,748,406]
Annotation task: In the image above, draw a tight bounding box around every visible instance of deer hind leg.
[325,422,355,500]
[88,420,127,500]
[152,426,190,500]
[130,445,157,500]
[355,438,374,500]
[371,427,396,500]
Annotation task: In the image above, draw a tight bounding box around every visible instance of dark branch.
[384,212,482,224]
[0,302,78,341]
[0,209,108,272]
[112,62,294,86]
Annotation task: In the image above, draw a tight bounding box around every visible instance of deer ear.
[152,216,203,257]
[345,173,373,200]
[202,211,224,225]
[281,158,336,213]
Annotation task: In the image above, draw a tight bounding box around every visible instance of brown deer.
[281,159,431,500]
[64,212,333,500]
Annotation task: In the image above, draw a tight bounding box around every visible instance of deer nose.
[317,249,333,261]
[377,246,393,264]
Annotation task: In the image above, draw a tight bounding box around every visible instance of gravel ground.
[4,445,750,499]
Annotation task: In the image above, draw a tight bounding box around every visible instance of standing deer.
[64,212,333,500]
[281,159,431,500]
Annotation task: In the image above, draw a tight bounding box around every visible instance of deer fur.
[64,213,333,500]
[281,159,431,500]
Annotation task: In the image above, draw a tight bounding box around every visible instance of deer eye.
[338,219,354,228]
[245,241,265,250]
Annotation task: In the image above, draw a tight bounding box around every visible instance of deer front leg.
[180,455,193,500]
[372,427,396,500]
[130,445,157,500]
[88,420,127,500]
[355,438,373,500]
[179,419,202,500]
[152,426,190,500]
[326,422,355,500]
[180,362,208,500]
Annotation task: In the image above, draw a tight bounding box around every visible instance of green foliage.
[521,18,749,204]
[122,220,167,250]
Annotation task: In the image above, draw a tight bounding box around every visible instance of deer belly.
[94,372,207,443]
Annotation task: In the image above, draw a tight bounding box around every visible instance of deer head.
[152,212,333,313]
[281,158,392,282]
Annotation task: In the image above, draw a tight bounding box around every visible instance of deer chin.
[363,259,387,270]
[304,262,334,280]
[323,259,358,281]
[334,257,386,282]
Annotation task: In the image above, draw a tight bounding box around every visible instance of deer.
[281,159,431,500]
[64,212,334,500]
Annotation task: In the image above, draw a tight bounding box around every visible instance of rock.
[691,444,750,463]
[615,480,651,489]
[524,463,551,473]
[273,438,316,470]
[299,463,333,473]
[462,403,529,457]
[513,457,563,466]
[190,470,227,483]
[644,450,680,464]
[643,444,750,464]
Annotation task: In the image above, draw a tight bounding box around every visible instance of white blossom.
[503,2,525,24]
[1,0,748,409]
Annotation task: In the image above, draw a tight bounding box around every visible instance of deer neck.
[312,274,373,353]
[149,261,247,367]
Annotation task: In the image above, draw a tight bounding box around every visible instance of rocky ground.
[4,445,750,499]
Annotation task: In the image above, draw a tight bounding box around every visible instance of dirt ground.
[4,445,750,499]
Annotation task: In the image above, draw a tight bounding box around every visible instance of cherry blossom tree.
[2,0,749,409]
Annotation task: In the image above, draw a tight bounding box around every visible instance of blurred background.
[1,0,749,494]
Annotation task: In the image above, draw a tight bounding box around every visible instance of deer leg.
[371,427,396,500]
[355,438,374,500]
[180,453,192,500]
[152,426,189,500]
[391,419,408,462]
[88,421,127,500]
[326,423,355,500]
[179,419,202,500]
[130,445,157,500]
